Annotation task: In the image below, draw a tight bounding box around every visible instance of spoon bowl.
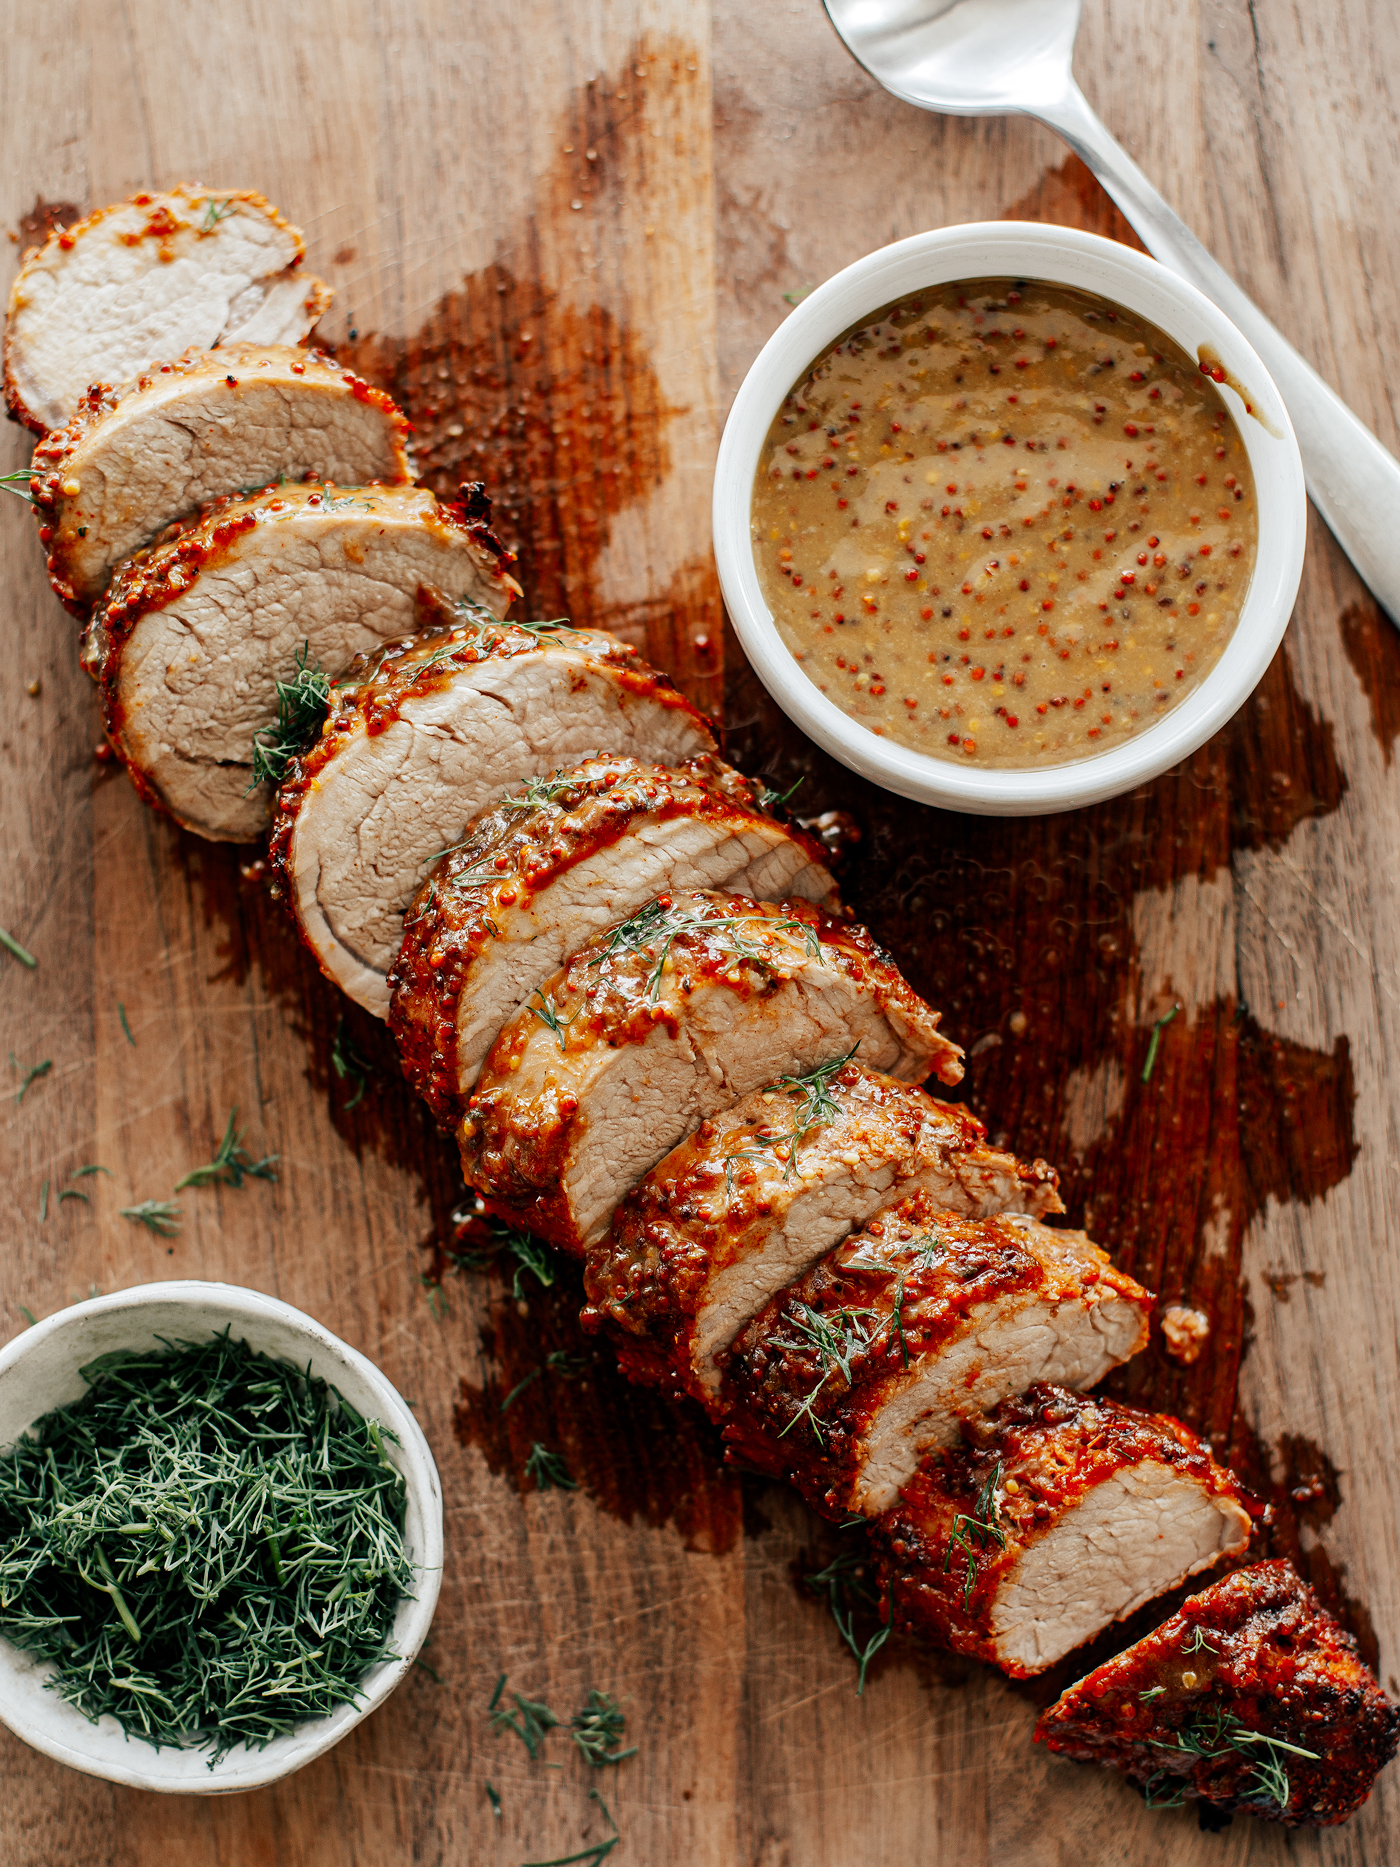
[825,0,1083,117]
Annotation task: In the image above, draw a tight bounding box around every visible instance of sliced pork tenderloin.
[459,891,963,1254]
[28,345,411,612]
[581,1060,1062,1407]
[5,186,332,434]
[1036,1560,1399,1826]
[85,483,518,842]
[869,1383,1251,1678]
[388,757,839,1125]
[269,618,715,1017]
[723,1194,1152,1515]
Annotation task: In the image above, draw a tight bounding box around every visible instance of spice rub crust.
[1036,1560,1400,1826]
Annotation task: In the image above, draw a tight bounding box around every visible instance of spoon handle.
[1040,82,1400,625]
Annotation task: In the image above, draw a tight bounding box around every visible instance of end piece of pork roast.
[5,186,332,435]
[388,757,839,1125]
[1036,1559,1400,1826]
[460,890,964,1254]
[29,344,411,612]
[723,1192,1152,1515]
[83,483,518,843]
[269,617,716,1018]
[582,1060,1062,1407]
[869,1383,1252,1678]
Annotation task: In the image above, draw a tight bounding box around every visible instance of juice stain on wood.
[1339,597,1400,765]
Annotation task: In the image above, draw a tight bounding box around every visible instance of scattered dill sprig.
[0,468,36,503]
[1141,1004,1180,1084]
[11,1052,52,1104]
[489,1673,560,1758]
[18,1306,38,1327]
[450,599,576,657]
[943,1461,1007,1610]
[570,1690,637,1767]
[774,1303,880,1445]
[485,1780,503,1817]
[846,1230,950,1372]
[420,1276,448,1321]
[588,898,822,1006]
[248,644,333,791]
[0,1331,413,1763]
[721,1047,857,1192]
[175,1108,278,1192]
[525,1443,577,1493]
[331,1016,372,1111]
[501,1351,585,1412]
[0,926,37,968]
[782,284,816,307]
[527,987,576,1052]
[199,197,239,232]
[1147,1706,1320,1812]
[1139,1684,1168,1702]
[755,775,804,810]
[803,1549,893,1695]
[118,1002,137,1047]
[450,1217,556,1299]
[119,1200,182,1238]
[38,1180,49,1222]
[1182,1625,1218,1655]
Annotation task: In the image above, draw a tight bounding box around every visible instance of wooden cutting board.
[2,3,1398,1861]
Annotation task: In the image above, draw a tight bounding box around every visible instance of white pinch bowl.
[714,220,1308,815]
[0,1280,444,1794]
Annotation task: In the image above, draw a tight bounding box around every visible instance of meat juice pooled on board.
[751,279,1259,768]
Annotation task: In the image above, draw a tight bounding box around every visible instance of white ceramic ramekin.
[714,221,1307,815]
[0,1281,443,1794]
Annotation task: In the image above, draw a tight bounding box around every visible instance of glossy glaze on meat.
[869,1383,1251,1677]
[722,1194,1152,1515]
[460,891,962,1253]
[1036,1560,1400,1826]
[582,1060,1062,1406]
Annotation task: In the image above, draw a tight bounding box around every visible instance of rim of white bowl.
[0,1281,444,1794]
[714,220,1307,816]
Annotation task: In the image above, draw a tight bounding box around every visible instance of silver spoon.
[823,0,1400,624]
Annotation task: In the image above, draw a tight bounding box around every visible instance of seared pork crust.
[582,1062,1062,1407]
[1036,1560,1400,1826]
[85,482,518,841]
[388,757,839,1124]
[5,186,332,434]
[723,1195,1152,1515]
[459,891,963,1253]
[28,344,411,612]
[268,615,716,1016]
[870,1385,1251,1677]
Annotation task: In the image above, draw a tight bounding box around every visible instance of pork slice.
[86,483,518,841]
[28,344,411,612]
[5,186,332,434]
[389,758,839,1125]
[269,620,715,1016]
[723,1194,1152,1514]
[582,1061,1063,1406]
[870,1384,1252,1678]
[461,891,963,1254]
[1036,1560,1400,1827]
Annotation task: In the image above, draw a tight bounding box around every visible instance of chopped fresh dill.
[11,1052,52,1104]
[450,1217,556,1299]
[1147,1705,1320,1812]
[0,1331,413,1763]
[485,1780,503,1817]
[175,1108,278,1192]
[501,1367,542,1412]
[943,1461,1007,1610]
[588,898,822,1006]
[18,1306,38,1327]
[1141,1004,1180,1084]
[755,775,804,810]
[198,196,239,231]
[774,1303,880,1445]
[570,1689,637,1766]
[331,1016,372,1111]
[248,644,333,791]
[0,468,36,503]
[783,284,816,307]
[1182,1625,1218,1655]
[1139,1684,1168,1702]
[525,1443,577,1493]
[721,1046,857,1193]
[489,1674,560,1758]
[527,987,576,1051]
[420,1276,448,1321]
[450,599,576,657]
[846,1230,949,1372]
[803,1549,893,1694]
[1142,1768,1187,1810]
[118,1001,137,1047]
[0,926,37,968]
[119,1200,182,1238]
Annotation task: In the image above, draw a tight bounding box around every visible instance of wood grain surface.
[2,2,1399,1862]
